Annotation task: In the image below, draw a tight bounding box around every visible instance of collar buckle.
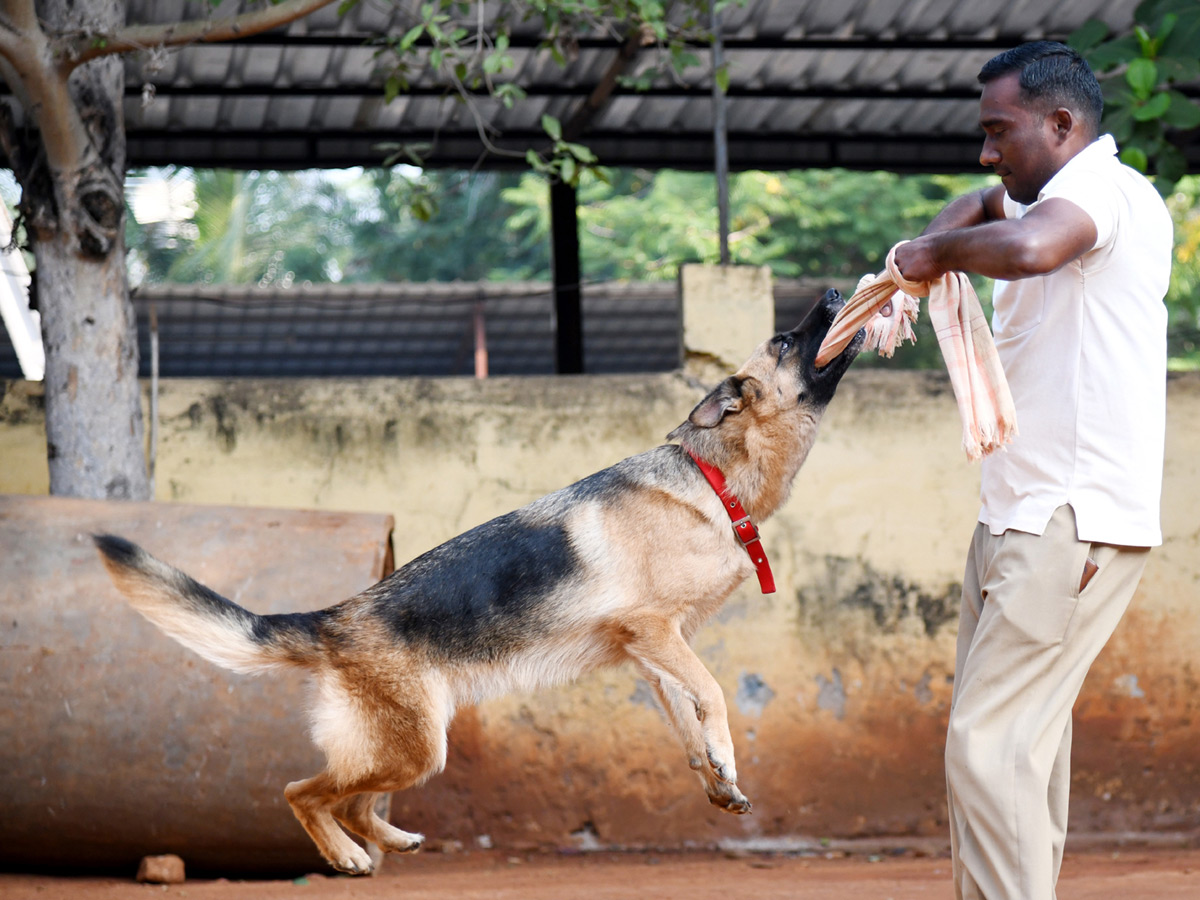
[730,514,759,545]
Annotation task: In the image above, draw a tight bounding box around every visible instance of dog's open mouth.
[803,288,865,380]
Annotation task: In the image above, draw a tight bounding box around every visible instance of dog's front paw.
[706,748,737,785]
[706,781,752,815]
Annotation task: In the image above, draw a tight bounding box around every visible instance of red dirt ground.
[2,847,1197,900]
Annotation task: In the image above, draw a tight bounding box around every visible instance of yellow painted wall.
[4,368,1197,850]
[2,268,1196,850]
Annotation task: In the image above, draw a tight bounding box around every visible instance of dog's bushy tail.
[94,534,324,675]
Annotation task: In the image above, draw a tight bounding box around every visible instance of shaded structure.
[90,2,1176,174]
[1,1,1191,377]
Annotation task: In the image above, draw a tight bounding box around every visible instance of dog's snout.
[793,287,847,333]
[820,287,845,319]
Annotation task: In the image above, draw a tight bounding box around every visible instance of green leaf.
[1085,34,1141,71]
[670,50,702,71]
[541,114,562,141]
[1163,91,1200,129]
[1155,12,1178,45]
[715,65,730,94]
[1101,78,1135,106]
[1160,5,1200,65]
[1068,19,1110,52]
[1157,54,1200,83]
[1131,124,1164,156]
[412,196,435,222]
[1155,143,1187,186]
[1103,105,1135,143]
[563,142,597,163]
[494,83,526,108]
[399,24,425,51]
[560,156,577,185]
[384,75,402,104]
[1133,24,1156,56]
[1125,58,1159,99]
[1120,146,1149,172]
[1132,91,1171,120]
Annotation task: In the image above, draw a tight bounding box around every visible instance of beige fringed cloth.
[816,242,1018,462]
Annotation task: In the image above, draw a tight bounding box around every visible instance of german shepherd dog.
[95,289,863,875]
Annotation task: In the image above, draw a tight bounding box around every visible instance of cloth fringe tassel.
[816,243,1018,462]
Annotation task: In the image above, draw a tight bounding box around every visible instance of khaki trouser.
[946,504,1149,900]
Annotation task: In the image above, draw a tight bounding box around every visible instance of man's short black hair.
[978,41,1103,136]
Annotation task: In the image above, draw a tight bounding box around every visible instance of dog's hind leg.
[332,792,424,855]
[290,672,450,874]
[285,772,376,875]
[286,761,441,874]
[620,616,751,814]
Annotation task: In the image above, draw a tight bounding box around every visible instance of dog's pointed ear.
[689,377,743,428]
[686,375,759,429]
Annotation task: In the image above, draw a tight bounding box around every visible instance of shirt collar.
[1037,134,1118,203]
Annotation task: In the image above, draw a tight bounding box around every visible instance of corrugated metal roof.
[52,0,1175,173]
[3,2,1189,382]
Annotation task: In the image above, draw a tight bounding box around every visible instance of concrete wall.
[2,270,1197,855]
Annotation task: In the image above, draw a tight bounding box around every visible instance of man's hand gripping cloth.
[816,242,1018,462]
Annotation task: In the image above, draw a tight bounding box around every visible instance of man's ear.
[1051,106,1074,140]
[687,376,757,428]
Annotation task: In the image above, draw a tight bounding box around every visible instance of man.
[892,42,1173,900]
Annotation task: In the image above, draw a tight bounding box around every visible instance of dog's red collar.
[685,448,776,594]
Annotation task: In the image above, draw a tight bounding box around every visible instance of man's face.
[978,72,1062,205]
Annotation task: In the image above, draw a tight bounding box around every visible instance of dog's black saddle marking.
[370,509,579,661]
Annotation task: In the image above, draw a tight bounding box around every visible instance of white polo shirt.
[980,134,1172,546]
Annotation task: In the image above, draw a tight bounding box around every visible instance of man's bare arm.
[895,195,1097,283]
[920,185,1007,235]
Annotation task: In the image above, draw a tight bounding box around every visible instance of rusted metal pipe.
[0,495,393,875]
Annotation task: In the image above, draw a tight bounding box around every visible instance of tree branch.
[0,0,88,177]
[0,0,37,32]
[0,0,39,73]
[562,26,649,142]
[58,0,341,70]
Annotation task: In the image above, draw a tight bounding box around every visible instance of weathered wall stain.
[797,554,960,639]
[815,668,846,720]
[735,672,776,717]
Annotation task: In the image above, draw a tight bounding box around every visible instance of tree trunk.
[26,0,149,500]
[37,228,147,500]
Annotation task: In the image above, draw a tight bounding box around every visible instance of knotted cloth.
[816,242,1018,461]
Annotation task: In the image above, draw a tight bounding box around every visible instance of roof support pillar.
[711,0,730,265]
[550,178,583,374]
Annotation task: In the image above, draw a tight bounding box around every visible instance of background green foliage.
[127,165,993,286]
[123,163,1200,368]
[367,0,734,186]
[1071,0,1200,193]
